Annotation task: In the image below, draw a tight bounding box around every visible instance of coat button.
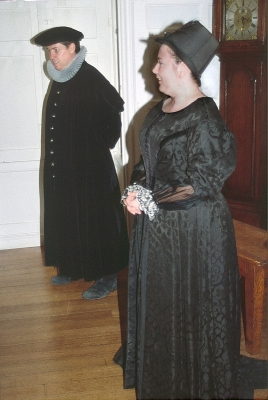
[54,103,57,106]
[57,91,61,94]
[50,126,54,130]
[51,114,56,117]
[50,139,54,142]
[50,151,54,154]
[51,162,54,166]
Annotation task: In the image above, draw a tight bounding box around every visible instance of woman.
[119,21,241,399]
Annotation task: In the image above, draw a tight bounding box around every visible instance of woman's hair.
[170,49,200,86]
[61,41,81,54]
[171,51,182,65]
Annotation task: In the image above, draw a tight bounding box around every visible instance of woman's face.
[152,44,180,95]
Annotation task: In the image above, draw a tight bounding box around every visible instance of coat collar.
[46,46,87,82]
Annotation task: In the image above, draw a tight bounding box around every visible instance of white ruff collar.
[47,46,87,82]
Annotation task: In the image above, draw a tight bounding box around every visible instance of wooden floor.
[0,247,267,400]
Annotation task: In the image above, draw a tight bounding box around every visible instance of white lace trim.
[121,184,158,221]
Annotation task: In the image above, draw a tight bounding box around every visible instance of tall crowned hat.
[33,26,84,46]
[155,20,219,84]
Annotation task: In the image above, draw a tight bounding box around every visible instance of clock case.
[212,0,267,228]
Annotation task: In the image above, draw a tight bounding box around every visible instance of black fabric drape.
[43,62,129,281]
[118,97,243,399]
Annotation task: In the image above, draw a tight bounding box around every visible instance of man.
[33,26,129,300]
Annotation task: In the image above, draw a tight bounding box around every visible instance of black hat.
[33,26,84,46]
[155,21,219,82]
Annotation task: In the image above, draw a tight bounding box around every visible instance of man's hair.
[61,41,81,54]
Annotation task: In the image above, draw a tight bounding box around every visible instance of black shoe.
[51,275,71,285]
[82,274,117,300]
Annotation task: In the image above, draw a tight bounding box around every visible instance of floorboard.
[0,247,267,400]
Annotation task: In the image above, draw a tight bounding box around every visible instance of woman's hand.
[123,191,142,216]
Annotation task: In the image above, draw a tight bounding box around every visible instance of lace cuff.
[121,184,158,221]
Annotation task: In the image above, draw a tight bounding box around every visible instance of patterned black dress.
[124,97,241,399]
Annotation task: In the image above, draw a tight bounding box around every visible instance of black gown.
[123,97,241,399]
[43,61,129,281]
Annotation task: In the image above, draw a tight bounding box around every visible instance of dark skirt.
[121,196,242,399]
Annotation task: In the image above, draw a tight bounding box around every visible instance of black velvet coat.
[43,61,129,281]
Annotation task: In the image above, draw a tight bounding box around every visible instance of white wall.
[0,0,119,250]
[117,0,219,187]
[0,0,219,250]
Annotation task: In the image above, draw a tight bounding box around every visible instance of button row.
[48,90,60,179]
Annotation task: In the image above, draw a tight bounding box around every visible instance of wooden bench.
[233,219,267,355]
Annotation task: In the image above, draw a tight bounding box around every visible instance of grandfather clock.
[213,0,267,228]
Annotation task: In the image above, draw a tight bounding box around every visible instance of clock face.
[225,0,258,40]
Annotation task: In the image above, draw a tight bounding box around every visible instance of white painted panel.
[0,9,33,41]
[0,165,40,250]
[0,55,39,150]
[0,169,40,224]
[39,0,118,84]
[0,0,120,250]
[53,7,97,38]
[118,0,219,175]
[146,4,202,29]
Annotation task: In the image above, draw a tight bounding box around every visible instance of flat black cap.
[33,26,84,46]
[155,21,219,83]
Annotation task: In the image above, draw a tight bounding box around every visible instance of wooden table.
[233,219,267,355]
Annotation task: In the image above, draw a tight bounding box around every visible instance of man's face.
[47,42,76,71]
